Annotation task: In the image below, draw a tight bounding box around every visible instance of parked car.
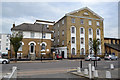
[85,54,101,61]
[0,58,10,64]
[55,54,62,60]
[104,55,118,60]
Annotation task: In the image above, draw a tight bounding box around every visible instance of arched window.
[89,28,92,35]
[97,29,100,35]
[42,43,46,50]
[30,43,34,53]
[81,48,84,55]
[72,48,75,55]
[71,27,75,33]
[80,28,84,34]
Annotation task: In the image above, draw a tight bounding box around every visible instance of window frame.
[71,18,75,23]
[31,32,34,38]
[72,37,75,43]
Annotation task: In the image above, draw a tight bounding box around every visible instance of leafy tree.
[90,39,100,67]
[10,32,23,62]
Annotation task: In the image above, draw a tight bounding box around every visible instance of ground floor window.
[72,48,75,55]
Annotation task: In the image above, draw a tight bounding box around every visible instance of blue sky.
[0,2,118,38]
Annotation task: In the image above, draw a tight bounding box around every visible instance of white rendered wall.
[71,26,77,55]
[80,27,85,55]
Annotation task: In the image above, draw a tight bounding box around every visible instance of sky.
[0,1,119,38]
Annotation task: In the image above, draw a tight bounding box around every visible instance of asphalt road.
[1,59,120,78]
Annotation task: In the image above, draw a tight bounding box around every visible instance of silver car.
[85,54,101,61]
[104,55,118,60]
[0,58,10,64]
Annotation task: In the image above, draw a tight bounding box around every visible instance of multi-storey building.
[9,20,54,59]
[0,34,10,56]
[104,37,120,57]
[53,7,105,59]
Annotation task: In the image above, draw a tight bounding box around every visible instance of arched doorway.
[30,43,34,53]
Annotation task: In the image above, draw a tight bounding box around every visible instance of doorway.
[30,43,34,53]
[62,51,64,58]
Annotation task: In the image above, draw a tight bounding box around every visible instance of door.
[30,43,34,53]
[62,51,64,58]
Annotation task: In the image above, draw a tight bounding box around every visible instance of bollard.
[84,69,88,75]
[77,67,81,73]
[80,60,82,68]
[106,71,111,78]
[89,64,92,79]
[110,64,114,70]
[93,70,99,78]
[92,66,95,72]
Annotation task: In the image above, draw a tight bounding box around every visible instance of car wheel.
[89,58,91,61]
[2,61,7,64]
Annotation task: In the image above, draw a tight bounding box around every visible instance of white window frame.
[71,18,75,23]
[97,21,100,26]
[89,20,92,25]
[62,20,64,24]
[58,31,59,36]
[80,19,84,24]
[62,30,64,36]
[62,40,64,45]
[31,32,34,38]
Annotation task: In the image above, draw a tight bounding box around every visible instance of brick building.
[53,7,105,59]
[9,20,54,59]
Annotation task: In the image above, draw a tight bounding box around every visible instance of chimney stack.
[13,23,15,28]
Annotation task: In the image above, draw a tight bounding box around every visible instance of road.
[1,59,120,78]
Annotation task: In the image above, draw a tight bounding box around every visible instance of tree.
[91,39,100,67]
[10,32,23,62]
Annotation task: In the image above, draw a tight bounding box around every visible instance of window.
[97,29,99,35]
[89,20,92,25]
[97,21,100,26]
[31,32,34,38]
[111,40,113,44]
[80,19,84,24]
[62,20,64,24]
[119,40,120,44]
[89,28,92,35]
[6,43,8,46]
[72,37,75,43]
[58,24,59,27]
[72,48,75,55]
[0,45,1,50]
[6,39,8,42]
[58,39,59,45]
[84,12,89,15]
[81,48,84,55]
[62,30,64,36]
[81,38,84,44]
[71,27,75,33]
[89,38,92,44]
[115,40,117,44]
[18,45,22,51]
[0,34,1,39]
[80,28,84,34]
[58,31,59,36]
[42,44,46,50]
[42,33,46,38]
[62,41,64,46]
[71,18,75,23]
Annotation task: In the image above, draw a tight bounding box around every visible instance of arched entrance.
[30,43,34,53]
